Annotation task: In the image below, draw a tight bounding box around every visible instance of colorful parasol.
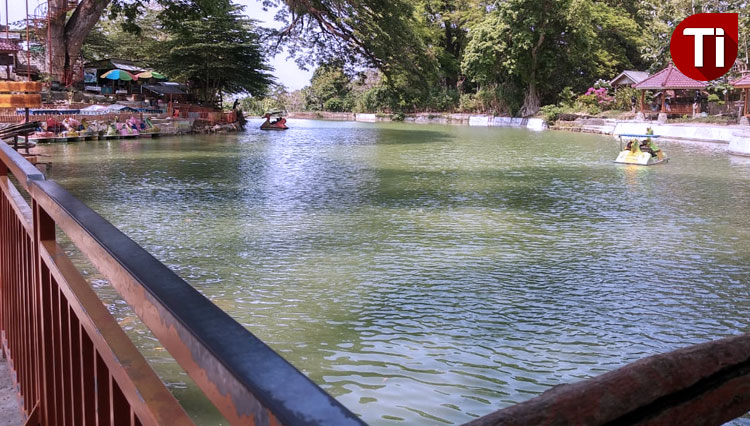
[101,69,137,81]
[135,71,167,80]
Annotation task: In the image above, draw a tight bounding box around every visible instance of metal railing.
[0,140,363,425]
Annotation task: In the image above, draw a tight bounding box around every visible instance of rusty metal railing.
[0,140,363,425]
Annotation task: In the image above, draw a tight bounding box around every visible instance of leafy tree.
[462,0,642,116]
[156,2,273,104]
[304,62,352,111]
[416,0,485,92]
[46,0,113,83]
[264,0,440,94]
[81,10,164,63]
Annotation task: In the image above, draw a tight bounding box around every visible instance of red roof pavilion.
[633,64,707,114]
[730,74,750,118]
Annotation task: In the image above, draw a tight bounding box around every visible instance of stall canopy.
[142,84,186,96]
[85,59,145,73]
[633,64,707,114]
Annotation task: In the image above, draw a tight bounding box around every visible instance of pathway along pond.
[39,120,750,425]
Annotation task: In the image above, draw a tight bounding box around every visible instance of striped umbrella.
[136,71,167,80]
[101,69,137,81]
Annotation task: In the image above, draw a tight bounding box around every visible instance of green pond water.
[38,120,750,425]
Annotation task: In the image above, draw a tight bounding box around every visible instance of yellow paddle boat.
[615,130,668,166]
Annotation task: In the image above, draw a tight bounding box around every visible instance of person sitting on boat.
[640,138,661,157]
[626,138,640,153]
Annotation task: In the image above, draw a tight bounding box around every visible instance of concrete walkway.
[0,358,23,426]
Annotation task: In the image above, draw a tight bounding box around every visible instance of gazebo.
[731,74,750,120]
[633,64,707,118]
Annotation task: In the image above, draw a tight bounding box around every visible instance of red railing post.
[32,198,54,425]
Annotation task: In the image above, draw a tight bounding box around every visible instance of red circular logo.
[670,13,738,81]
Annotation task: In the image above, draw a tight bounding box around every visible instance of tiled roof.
[731,74,750,88]
[610,70,649,86]
[0,39,18,52]
[633,64,707,90]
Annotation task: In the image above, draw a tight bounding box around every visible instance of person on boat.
[627,139,641,153]
[639,127,661,157]
[640,138,661,157]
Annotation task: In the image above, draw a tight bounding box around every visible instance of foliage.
[155,2,273,103]
[304,62,353,111]
[558,87,577,107]
[613,87,639,110]
[239,84,304,115]
[539,104,565,123]
[262,0,439,94]
[82,9,165,64]
[461,0,643,116]
[82,1,273,104]
[584,87,614,108]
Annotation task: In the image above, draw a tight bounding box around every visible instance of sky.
[3,0,314,90]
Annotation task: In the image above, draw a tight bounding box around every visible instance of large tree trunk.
[521,22,546,117]
[522,82,540,117]
[48,0,111,84]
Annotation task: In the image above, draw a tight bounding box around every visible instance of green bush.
[614,87,639,111]
[539,105,564,123]
[458,93,478,112]
[558,86,576,106]
[323,97,348,112]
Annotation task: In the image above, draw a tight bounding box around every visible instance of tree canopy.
[71,0,750,115]
[82,1,273,103]
[260,0,749,115]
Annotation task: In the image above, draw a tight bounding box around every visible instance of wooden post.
[661,90,666,113]
[745,88,749,117]
[640,90,645,113]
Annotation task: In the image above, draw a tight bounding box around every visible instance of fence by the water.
[0,141,363,425]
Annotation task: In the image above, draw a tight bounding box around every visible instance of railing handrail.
[0,141,45,189]
[1,140,363,425]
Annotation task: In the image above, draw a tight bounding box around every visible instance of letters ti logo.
[670,13,738,81]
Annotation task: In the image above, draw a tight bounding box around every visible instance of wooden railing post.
[32,196,54,426]
[0,158,6,339]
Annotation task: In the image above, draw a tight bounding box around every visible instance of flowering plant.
[584,87,614,107]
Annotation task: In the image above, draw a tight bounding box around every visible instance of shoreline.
[287,111,750,151]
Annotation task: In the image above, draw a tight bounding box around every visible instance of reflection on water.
[41,120,750,425]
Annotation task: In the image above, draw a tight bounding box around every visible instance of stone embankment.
[551,117,749,148]
[288,111,355,120]
[287,111,750,155]
[352,112,547,131]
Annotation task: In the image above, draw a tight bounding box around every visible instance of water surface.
[39,120,750,425]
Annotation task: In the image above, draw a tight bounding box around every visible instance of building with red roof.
[730,74,750,119]
[633,64,707,116]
